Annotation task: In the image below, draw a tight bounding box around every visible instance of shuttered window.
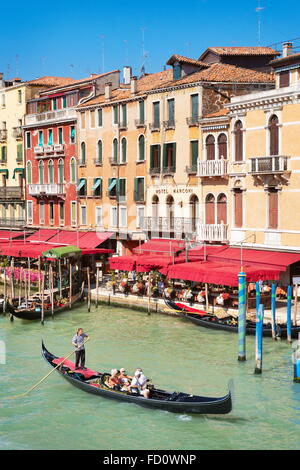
[168,99,175,122]
[58,128,63,145]
[139,101,145,123]
[16,144,23,162]
[48,129,53,145]
[113,138,118,163]
[217,194,227,224]
[121,104,127,126]
[134,177,144,202]
[206,135,215,160]
[234,121,243,161]
[38,161,44,184]
[218,134,227,159]
[121,138,127,163]
[153,102,160,126]
[191,141,198,165]
[269,115,279,156]
[191,94,199,119]
[205,194,215,225]
[150,145,161,169]
[234,190,243,228]
[279,70,290,88]
[268,189,278,229]
[113,105,118,124]
[163,143,176,170]
[97,108,103,127]
[138,135,145,161]
[97,140,103,164]
[90,110,95,128]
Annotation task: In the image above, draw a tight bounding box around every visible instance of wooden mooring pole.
[287,285,292,343]
[254,304,264,374]
[271,283,277,340]
[238,270,247,362]
[294,284,298,326]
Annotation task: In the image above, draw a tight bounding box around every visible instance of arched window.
[26,161,32,185]
[38,160,44,184]
[152,195,159,219]
[58,159,64,184]
[190,194,199,231]
[48,159,54,184]
[113,138,118,163]
[206,135,215,160]
[269,115,279,156]
[121,137,127,163]
[217,193,227,224]
[166,195,174,230]
[218,133,227,159]
[70,157,76,183]
[205,194,215,225]
[138,135,145,161]
[234,121,243,161]
[97,140,102,164]
[80,142,86,164]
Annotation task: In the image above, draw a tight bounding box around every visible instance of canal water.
[0,303,300,450]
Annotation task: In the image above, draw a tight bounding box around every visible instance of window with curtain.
[163,143,176,171]
[38,131,44,147]
[218,134,227,159]
[95,206,102,226]
[138,135,145,161]
[48,129,53,145]
[217,194,227,224]
[150,145,161,170]
[70,126,76,144]
[206,135,215,160]
[205,194,215,225]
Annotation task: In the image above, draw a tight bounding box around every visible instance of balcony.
[110,157,119,166]
[162,166,176,175]
[198,159,228,177]
[186,116,200,127]
[53,144,64,153]
[28,184,65,196]
[12,127,23,139]
[44,145,54,154]
[197,224,228,243]
[34,146,44,155]
[94,158,103,166]
[186,164,197,175]
[0,186,23,200]
[149,122,160,132]
[25,108,77,126]
[149,167,161,175]
[118,121,127,130]
[163,120,175,130]
[135,119,146,128]
[0,217,25,228]
[0,129,7,142]
[142,217,198,234]
[249,156,289,174]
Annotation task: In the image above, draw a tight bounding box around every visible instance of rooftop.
[26,76,76,87]
[166,54,209,68]
[199,46,280,60]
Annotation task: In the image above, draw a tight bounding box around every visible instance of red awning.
[207,247,300,270]
[0,242,61,258]
[26,229,60,243]
[132,239,186,256]
[81,248,114,255]
[44,230,113,249]
[109,255,140,271]
[166,261,281,286]
[0,231,24,240]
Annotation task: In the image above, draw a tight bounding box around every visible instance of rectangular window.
[80,205,87,225]
[150,145,161,171]
[39,202,45,224]
[191,140,198,166]
[81,112,86,129]
[111,206,117,226]
[95,206,102,226]
[17,144,23,162]
[268,190,278,229]
[153,102,160,126]
[92,178,102,197]
[118,178,126,202]
[121,104,127,126]
[27,201,33,224]
[167,99,175,123]
[234,190,243,228]
[113,105,118,124]
[58,128,63,145]
[62,96,67,108]
[134,177,144,202]
[139,101,145,123]
[1,146,7,162]
[97,108,103,127]
[70,126,76,144]
[49,201,54,224]
[71,201,77,226]
[136,206,145,229]
[52,98,57,111]
[279,70,290,88]
[38,130,44,146]
[26,132,31,149]
[90,110,95,128]
[18,90,22,104]
[48,129,53,145]
[120,207,127,227]
[163,143,176,171]
[59,202,64,225]
[191,94,199,119]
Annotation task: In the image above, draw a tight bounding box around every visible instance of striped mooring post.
[293,333,300,382]
[238,270,247,362]
[271,283,277,340]
[254,304,264,374]
[287,285,292,343]
[256,282,260,315]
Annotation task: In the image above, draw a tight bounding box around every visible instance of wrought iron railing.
[163,120,175,129]
[28,184,65,196]
[186,116,200,126]
[186,164,198,175]
[149,167,161,175]
[249,156,289,173]
[198,159,228,177]
[162,166,176,175]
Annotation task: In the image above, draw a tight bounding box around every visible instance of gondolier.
[72,328,89,370]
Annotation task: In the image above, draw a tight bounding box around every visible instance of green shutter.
[168,99,174,121]
[48,129,53,145]
[157,145,161,168]
[172,143,176,169]
[134,178,138,201]
[122,104,127,125]
[38,131,43,146]
[58,128,63,144]
[192,94,198,118]
[163,144,167,168]
[191,141,198,165]
[139,101,145,123]
[139,135,145,161]
[173,64,181,80]
[98,109,103,126]
[17,144,23,162]
[154,102,160,125]
[150,146,154,168]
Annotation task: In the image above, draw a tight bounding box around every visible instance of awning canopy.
[0,169,9,178]
[107,179,116,191]
[42,245,82,259]
[92,178,101,191]
[46,230,113,249]
[109,255,140,271]
[0,231,23,241]
[13,168,25,179]
[132,239,186,256]
[166,261,282,287]
[26,229,60,243]
[0,242,60,258]
[77,179,86,191]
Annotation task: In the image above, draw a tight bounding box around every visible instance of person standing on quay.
[72,328,89,370]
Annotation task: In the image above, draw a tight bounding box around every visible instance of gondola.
[6,284,84,321]
[41,342,232,414]
[165,299,300,338]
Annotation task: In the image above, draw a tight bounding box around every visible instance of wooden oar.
[8,338,90,400]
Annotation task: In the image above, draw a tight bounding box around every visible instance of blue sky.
[1,0,300,81]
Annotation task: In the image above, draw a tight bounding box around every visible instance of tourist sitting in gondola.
[129,368,150,398]
[118,368,133,392]
[107,369,121,389]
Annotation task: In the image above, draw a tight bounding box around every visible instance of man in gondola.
[72,328,89,370]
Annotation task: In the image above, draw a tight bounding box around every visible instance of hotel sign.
[155,185,196,195]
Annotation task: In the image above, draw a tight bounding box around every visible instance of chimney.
[130,76,137,95]
[123,66,132,85]
[105,82,112,100]
[13,78,22,86]
[90,73,98,78]
[282,42,293,57]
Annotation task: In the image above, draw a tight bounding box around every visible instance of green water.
[0,303,300,450]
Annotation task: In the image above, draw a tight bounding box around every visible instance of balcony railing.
[0,187,23,200]
[25,108,77,126]
[118,121,127,130]
[28,184,65,196]
[94,158,103,166]
[198,224,228,242]
[110,157,119,166]
[135,119,146,128]
[12,127,22,139]
[249,156,289,174]
[149,122,160,132]
[149,167,161,175]
[198,159,228,177]
[186,116,200,126]
[53,144,64,153]
[0,129,7,141]
[163,120,175,130]
[162,166,176,175]
[0,217,25,228]
[186,164,198,175]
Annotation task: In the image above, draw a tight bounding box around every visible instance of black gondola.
[6,284,84,321]
[41,342,232,414]
[165,299,300,338]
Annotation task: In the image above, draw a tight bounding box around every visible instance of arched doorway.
[190,194,199,232]
[205,194,215,225]
[166,195,175,230]
[217,193,227,224]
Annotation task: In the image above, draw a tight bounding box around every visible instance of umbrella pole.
[38,257,41,295]
[254,304,264,374]
[18,267,22,307]
[50,264,54,317]
[58,259,62,298]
